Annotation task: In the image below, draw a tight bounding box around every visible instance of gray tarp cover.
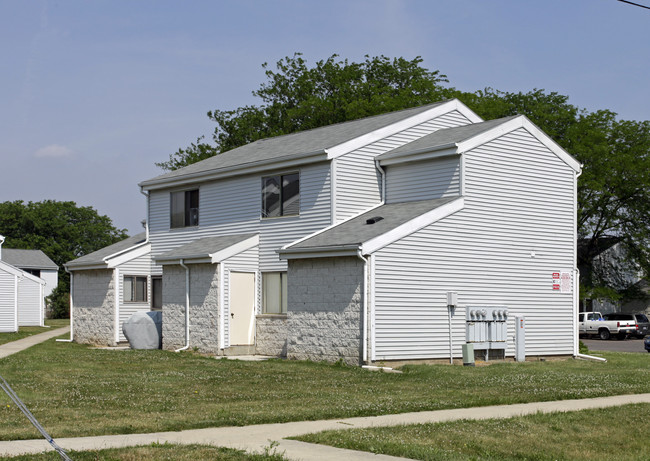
[122,311,162,349]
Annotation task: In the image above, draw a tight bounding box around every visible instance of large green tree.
[157,53,650,302]
[0,200,128,318]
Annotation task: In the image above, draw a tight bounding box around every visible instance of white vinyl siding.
[17,276,42,327]
[335,110,472,222]
[373,128,576,361]
[385,156,461,203]
[40,270,58,298]
[117,253,154,342]
[0,269,17,332]
[149,162,331,272]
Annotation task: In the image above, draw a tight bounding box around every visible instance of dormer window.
[262,173,299,218]
[171,189,199,228]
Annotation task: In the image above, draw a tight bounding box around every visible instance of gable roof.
[280,197,464,258]
[155,233,259,264]
[1,249,58,270]
[0,260,46,284]
[139,100,482,190]
[66,233,147,270]
[378,115,581,173]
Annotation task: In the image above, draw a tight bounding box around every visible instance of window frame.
[262,272,288,314]
[123,275,148,303]
[170,189,199,229]
[261,172,300,219]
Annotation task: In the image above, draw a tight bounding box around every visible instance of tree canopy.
[157,53,650,302]
[0,200,128,317]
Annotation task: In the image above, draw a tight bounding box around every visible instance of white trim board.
[210,235,259,263]
[106,243,151,268]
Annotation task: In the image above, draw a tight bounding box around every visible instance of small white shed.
[0,260,46,332]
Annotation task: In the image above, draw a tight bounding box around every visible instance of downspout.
[375,159,386,205]
[57,269,74,342]
[139,188,150,241]
[0,234,4,260]
[113,268,120,345]
[175,259,190,352]
[571,169,604,362]
[357,249,369,364]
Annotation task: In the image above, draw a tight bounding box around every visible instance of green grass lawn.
[0,320,69,346]
[0,443,286,461]
[294,403,650,460]
[0,337,648,441]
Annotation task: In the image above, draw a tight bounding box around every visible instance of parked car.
[634,313,650,338]
[579,311,637,340]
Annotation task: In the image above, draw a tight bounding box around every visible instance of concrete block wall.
[286,257,364,365]
[72,269,116,346]
[162,263,220,353]
[255,314,288,357]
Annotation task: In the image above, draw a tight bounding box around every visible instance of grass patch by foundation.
[0,337,648,441]
[0,443,287,460]
[294,402,650,460]
[0,320,69,346]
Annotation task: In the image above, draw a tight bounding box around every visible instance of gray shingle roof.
[1,249,58,270]
[155,233,258,262]
[66,233,147,268]
[140,101,449,187]
[285,197,457,251]
[378,116,517,161]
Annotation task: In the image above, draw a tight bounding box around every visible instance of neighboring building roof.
[0,260,46,284]
[66,233,147,269]
[282,197,459,255]
[1,249,58,270]
[378,116,517,161]
[155,233,259,263]
[140,101,451,189]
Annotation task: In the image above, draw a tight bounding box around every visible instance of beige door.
[229,272,256,345]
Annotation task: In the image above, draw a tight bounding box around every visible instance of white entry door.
[229,272,256,345]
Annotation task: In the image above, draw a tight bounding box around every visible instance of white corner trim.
[106,243,151,269]
[326,100,481,159]
[457,116,582,173]
[210,235,259,263]
[362,197,465,254]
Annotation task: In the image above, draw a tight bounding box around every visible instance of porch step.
[222,345,256,356]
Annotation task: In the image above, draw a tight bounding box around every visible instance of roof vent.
[366,216,384,225]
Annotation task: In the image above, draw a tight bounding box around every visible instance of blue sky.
[1,0,648,235]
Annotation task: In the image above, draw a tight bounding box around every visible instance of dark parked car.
[645,335,650,353]
[634,313,650,338]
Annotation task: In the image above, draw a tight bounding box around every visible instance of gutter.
[175,259,191,352]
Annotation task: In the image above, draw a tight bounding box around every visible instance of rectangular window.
[124,276,147,303]
[262,272,287,314]
[262,173,299,218]
[151,277,162,310]
[171,189,199,228]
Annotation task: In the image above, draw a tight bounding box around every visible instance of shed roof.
[378,116,516,161]
[155,233,258,263]
[66,233,147,269]
[1,249,58,270]
[283,197,458,253]
[140,101,450,188]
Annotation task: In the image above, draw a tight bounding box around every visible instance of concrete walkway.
[0,326,70,359]
[1,393,649,460]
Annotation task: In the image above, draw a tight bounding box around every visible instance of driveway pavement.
[582,337,647,353]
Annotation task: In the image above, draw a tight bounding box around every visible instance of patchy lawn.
[0,443,286,461]
[0,337,649,441]
[0,320,69,346]
[294,403,650,460]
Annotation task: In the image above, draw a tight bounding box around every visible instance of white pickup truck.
[578,311,638,340]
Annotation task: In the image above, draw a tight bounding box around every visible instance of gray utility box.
[466,306,508,350]
[122,311,163,349]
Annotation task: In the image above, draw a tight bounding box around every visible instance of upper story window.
[262,173,299,218]
[171,189,199,228]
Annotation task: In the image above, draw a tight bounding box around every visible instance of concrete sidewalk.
[0,326,70,359]
[1,393,649,460]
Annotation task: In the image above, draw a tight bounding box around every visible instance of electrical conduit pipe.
[175,259,190,352]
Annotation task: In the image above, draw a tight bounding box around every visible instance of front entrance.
[229,271,256,345]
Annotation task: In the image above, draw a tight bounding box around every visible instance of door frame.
[227,269,258,347]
